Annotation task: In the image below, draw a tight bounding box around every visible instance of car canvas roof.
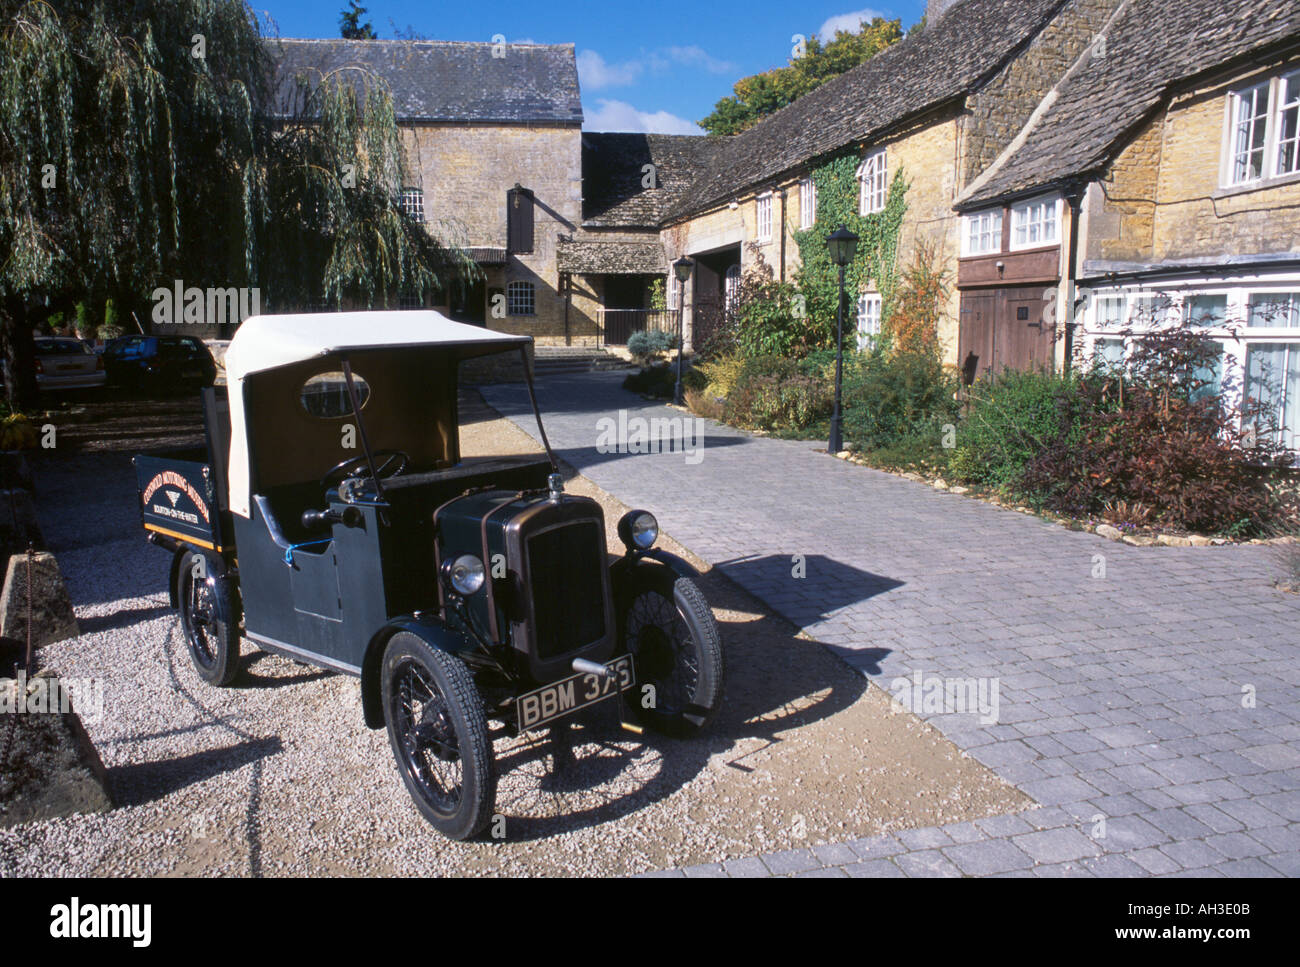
[224,310,530,518]
[224,311,529,383]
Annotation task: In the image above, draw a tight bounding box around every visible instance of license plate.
[516,656,634,731]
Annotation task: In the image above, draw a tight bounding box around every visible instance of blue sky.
[256,1,929,133]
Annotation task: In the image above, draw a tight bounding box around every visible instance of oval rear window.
[300,371,369,418]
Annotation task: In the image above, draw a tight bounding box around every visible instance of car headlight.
[444,554,486,595]
[618,510,659,551]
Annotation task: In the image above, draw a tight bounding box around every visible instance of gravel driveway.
[0,393,1025,877]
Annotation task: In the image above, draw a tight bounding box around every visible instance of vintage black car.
[133,311,724,840]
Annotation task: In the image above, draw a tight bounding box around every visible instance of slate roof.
[581,133,722,228]
[556,238,668,274]
[960,0,1300,207]
[669,0,1070,220]
[465,247,507,265]
[268,39,583,124]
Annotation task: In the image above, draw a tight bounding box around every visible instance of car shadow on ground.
[107,736,283,808]
[712,553,904,631]
[77,604,174,635]
[481,568,877,843]
[233,650,334,690]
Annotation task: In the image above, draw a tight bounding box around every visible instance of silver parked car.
[33,336,107,391]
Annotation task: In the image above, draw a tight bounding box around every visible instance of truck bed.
[133,387,232,553]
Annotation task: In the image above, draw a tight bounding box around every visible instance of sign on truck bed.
[134,453,223,551]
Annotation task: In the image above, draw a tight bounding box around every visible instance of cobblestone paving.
[481,372,1300,877]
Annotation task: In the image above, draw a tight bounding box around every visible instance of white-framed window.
[400,187,425,221]
[1277,72,1300,177]
[1246,342,1299,449]
[724,264,741,315]
[507,280,535,316]
[1094,294,1127,329]
[857,149,887,215]
[856,293,882,348]
[963,209,1003,256]
[1248,291,1300,329]
[1010,195,1060,250]
[1183,292,1230,327]
[1225,69,1300,186]
[666,272,679,310]
[1093,337,1126,368]
[799,177,816,230]
[755,193,773,242]
[1080,279,1300,450]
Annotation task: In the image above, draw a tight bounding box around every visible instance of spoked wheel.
[620,570,724,737]
[381,632,496,841]
[175,550,241,686]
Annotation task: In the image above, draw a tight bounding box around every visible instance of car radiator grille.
[527,520,606,660]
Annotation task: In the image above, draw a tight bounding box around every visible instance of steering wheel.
[320,449,410,495]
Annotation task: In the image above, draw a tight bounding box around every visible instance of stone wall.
[663,112,968,364]
[402,122,583,342]
[888,114,965,364]
[1085,58,1300,265]
[962,0,1124,187]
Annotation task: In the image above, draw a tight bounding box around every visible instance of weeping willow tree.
[0,0,475,409]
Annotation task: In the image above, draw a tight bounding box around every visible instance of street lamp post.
[826,225,860,456]
[672,256,694,405]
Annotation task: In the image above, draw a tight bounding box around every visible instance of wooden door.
[997,287,1054,372]
[959,292,995,383]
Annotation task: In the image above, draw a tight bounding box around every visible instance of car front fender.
[609,547,701,591]
[359,615,478,729]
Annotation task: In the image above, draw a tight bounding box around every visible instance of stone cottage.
[271,38,584,340]
[958,0,1300,447]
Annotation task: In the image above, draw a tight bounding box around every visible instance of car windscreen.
[35,339,90,355]
[158,338,207,358]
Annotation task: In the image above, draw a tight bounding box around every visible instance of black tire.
[619,570,724,737]
[175,550,241,687]
[381,632,497,841]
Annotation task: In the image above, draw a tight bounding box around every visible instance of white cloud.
[576,50,643,91]
[656,46,736,75]
[583,99,704,135]
[817,7,888,42]
[579,44,736,92]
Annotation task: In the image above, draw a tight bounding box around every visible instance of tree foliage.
[339,1,376,40]
[698,18,903,136]
[0,0,473,407]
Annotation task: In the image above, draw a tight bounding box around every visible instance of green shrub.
[840,347,959,452]
[949,370,1080,488]
[696,352,747,400]
[626,329,676,361]
[726,355,831,433]
[622,363,676,398]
